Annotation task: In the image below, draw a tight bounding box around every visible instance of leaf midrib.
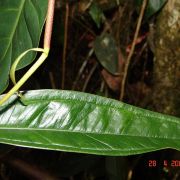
[0,127,179,140]
[1,0,25,61]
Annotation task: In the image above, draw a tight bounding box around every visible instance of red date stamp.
[148,160,180,167]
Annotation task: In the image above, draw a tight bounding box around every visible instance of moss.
[152,0,180,116]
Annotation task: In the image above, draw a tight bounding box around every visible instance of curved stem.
[0,0,55,105]
[61,2,69,89]
[0,51,48,105]
[120,0,148,100]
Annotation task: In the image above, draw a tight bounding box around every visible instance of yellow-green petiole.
[0,0,55,106]
[0,47,49,105]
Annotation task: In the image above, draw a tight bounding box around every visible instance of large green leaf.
[0,90,179,156]
[0,0,48,94]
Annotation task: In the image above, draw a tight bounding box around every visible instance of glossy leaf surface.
[0,90,179,156]
[0,0,48,93]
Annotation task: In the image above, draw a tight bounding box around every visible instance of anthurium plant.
[0,0,179,156]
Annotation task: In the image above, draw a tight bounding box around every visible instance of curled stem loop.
[0,0,55,106]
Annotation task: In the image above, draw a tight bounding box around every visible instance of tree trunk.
[152,0,180,116]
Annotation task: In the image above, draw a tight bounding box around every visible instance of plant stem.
[82,62,98,92]
[44,0,55,49]
[0,52,48,105]
[72,49,94,90]
[61,2,69,89]
[120,0,148,100]
[0,0,55,105]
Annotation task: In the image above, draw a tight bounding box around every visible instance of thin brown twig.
[82,62,98,92]
[73,17,96,37]
[72,49,94,90]
[61,2,69,89]
[120,0,148,100]
[116,3,127,47]
[131,42,147,67]
[5,157,59,180]
[49,71,56,89]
